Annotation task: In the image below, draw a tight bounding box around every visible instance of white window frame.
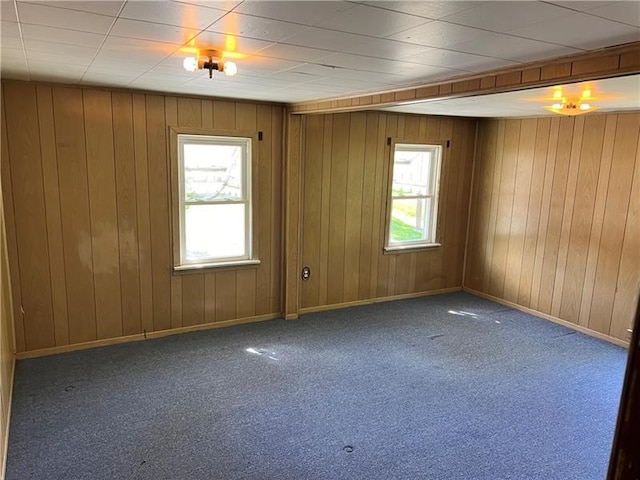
[173,133,259,271]
[385,142,443,252]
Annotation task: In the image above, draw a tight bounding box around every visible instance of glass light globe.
[183,57,198,72]
[224,61,237,76]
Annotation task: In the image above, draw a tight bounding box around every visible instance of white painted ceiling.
[0,0,639,112]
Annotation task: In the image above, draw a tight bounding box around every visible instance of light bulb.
[552,103,562,110]
[183,56,198,72]
[223,61,237,76]
[580,103,590,110]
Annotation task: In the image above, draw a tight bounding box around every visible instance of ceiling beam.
[289,42,640,115]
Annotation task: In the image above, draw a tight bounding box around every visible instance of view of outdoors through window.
[182,142,246,262]
[389,145,440,246]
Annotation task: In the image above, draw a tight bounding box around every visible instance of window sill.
[173,259,261,275]
[384,243,441,255]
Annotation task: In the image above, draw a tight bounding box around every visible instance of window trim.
[383,139,445,253]
[169,127,260,272]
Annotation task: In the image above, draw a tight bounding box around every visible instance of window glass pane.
[389,198,431,243]
[184,143,243,201]
[184,204,245,261]
[392,150,432,196]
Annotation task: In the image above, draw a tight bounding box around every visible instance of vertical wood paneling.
[537,117,574,313]
[517,118,550,307]
[255,105,273,315]
[3,83,55,350]
[588,113,639,334]
[270,106,283,314]
[503,119,535,303]
[559,115,605,322]
[52,86,97,345]
[358,112,379,299]
[326,114,350,305]
[84,89,123,340]
[132,94,154,335]
[2,80,285,352]
[299,112,476,310]
[489,119,520,298]
[550,116,585,317]
[1,97,25,353]
[146,94,171,332]
[301,115,323,308]
[529,118,560,309]
[343,112,366,301]
[35,85,69,347]
[610,131,640,339]
[466,112,640,342]
[112,92,142,336]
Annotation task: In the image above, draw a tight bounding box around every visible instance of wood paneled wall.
[465,113,640,342]
[296,112,477,311]
[1,80,284,354]
[0,177,16,477]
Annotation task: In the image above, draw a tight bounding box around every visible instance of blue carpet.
[6,292,626,479]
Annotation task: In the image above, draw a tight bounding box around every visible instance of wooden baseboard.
[299,287,462,315]
[15,313,281,360]
[463,287,629,348]
[1,356,15,480]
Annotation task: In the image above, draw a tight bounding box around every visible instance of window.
[385,143,442,250]
[174,133,257,270]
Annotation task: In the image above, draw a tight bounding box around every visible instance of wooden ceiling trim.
[289,42,640,115]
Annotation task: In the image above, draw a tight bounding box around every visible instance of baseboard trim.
[299,287,462,315]
[15,313,282,360]
[463,287,629,348]
[1,356,15,480]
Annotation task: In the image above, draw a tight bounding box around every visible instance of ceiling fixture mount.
[183,49,237,78]
[544,87,598,115]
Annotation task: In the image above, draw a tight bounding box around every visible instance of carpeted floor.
[6,292,626,480]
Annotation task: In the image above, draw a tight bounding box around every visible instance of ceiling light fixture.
[544,87,598,115]
[183,49,237,78]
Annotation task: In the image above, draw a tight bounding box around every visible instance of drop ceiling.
[1,0,639,114]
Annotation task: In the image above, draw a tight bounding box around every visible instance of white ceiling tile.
[509,12,640,49]
[0,20,23,48]
[546,2,620,13]
[403,49,518,72]
[185,31,275,55]
[317,52,465,79]
[99,36,180,62]
[387,21,491,48]
[282,27,433,60]
[17,2,114,34]
[317,4,431,37]
[255,43,334,63]
[1,47,24,61]
[361,2,477,20]
[26,49,91,67]
[119,1,227,30]
[110,18,200,45]
[85,61,152,76]
[23,38,97,58]
[441,2,572,33]
[21,1,125,17]
[585,2,640,28]
[1,1,17,22]
[20,24,105,47]
[206,12,308,42]
[173,1,241,9]
[451,32,581,63]
[233,1,355,26]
